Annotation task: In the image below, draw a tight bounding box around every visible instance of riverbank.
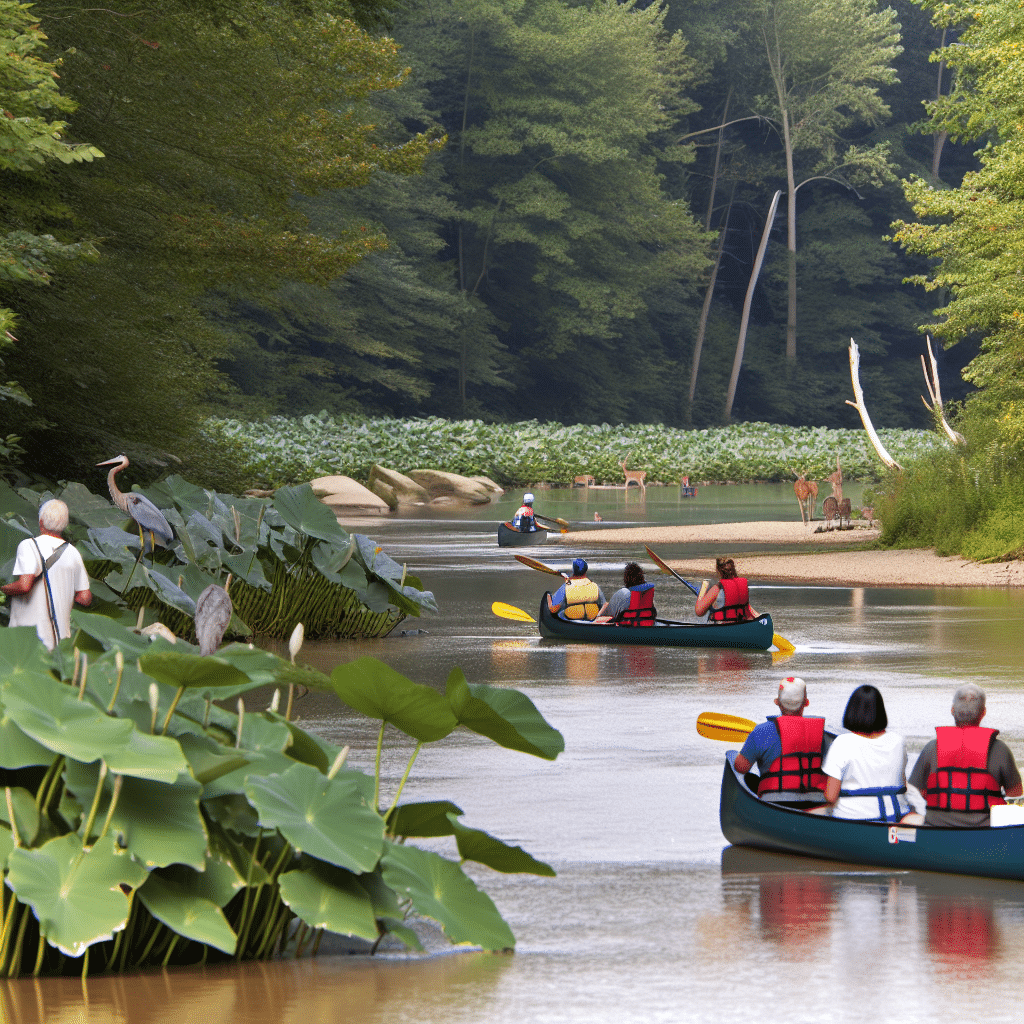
[554,522,1024,588]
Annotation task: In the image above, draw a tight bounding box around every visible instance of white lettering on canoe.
[888,826,917,844]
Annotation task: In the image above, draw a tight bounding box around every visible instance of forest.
[0,0,1018,498]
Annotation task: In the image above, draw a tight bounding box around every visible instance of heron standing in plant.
[97,454,174,557]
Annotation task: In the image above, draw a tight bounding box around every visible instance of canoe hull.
[720,752,1024,881]
[538,597,774,650]
[497,521,550,547]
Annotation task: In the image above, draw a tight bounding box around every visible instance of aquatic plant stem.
[9,903,30,977]
[374,722,385,810]
[161,686,186,735]
[107,651,125,712]
[97,776,124,843]
[4,789,20,848]
[32,934,45,977]
[81,762,109,845]
[384,743,423,821]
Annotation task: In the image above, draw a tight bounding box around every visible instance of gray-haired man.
[907,684,1022,827]
[2,499,91,649]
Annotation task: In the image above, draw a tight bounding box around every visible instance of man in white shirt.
[2,499,91,649]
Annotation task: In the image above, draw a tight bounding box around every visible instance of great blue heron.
[97,454,174,554]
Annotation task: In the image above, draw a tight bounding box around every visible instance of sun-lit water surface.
[5,487,1023,1024]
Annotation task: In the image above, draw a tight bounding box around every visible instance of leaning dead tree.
[845,339,902,471]
[921,335,966,445]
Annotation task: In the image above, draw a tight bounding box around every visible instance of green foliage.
[0,621,564,974]
[207,410,937,486]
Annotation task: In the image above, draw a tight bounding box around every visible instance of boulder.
[369,478,398,511]
[407,469,495,505]
[309,475,390,514]
[368,465,431,505]
[469,475,504,496]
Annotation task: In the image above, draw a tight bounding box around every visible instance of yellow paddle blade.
[491,601,536,623]
[772,633,796,654]
[696,711,757,743]
[513,554,565,576]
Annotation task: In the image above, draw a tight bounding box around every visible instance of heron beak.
[96,457,121,466]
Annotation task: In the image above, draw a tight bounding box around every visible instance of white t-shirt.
[822,730,910,820]
[9,535,90,649]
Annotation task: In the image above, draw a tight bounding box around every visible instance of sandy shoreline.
[551,521,1024,589]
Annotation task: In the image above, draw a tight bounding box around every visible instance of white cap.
[778,676,807,712]
[523,493,534,503]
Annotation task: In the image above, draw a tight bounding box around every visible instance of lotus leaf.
[277,860,378,941]
[203,795,262,840]
[380,842,515,951]
[328,657,457,742]
[244,762,384,873]
[446,668,564,760]
[200,749,300,801]
[138,650,253,691]
[0,699,54,769]
[0,786,40,847]
[386,800,464,838]
[69,610,153,659]
[205,819,270,886]
[176,733,252,786]
[160,849,247,908]
[221,551,271,592]
[273,485,347,543]
[136,873,237,954]
[377,917,424,951]
[363,580,392,614]
[64,762,207,870]
[135,567,197,617]
[58,482,125,527]
[354,535,404,582]
[0,625,59,680]
[7,833,148,957]
[445,813,555,875]
[103,728,190,785]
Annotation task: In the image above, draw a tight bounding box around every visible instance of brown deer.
[620,453,647,495]
[573,475,596,488]
[793,471,818,524]
[822,456,852,530]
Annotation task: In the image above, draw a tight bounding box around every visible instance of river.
[5,485,1023,1023]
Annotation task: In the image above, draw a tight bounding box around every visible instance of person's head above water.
[775,676,808,716]
[522,493,534,505]
[571,557,588,576]
[715,556,737,579]
[622,562,645,587]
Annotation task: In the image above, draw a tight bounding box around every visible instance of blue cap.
[572,557,588,575]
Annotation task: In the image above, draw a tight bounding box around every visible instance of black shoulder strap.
[43,541,69,571]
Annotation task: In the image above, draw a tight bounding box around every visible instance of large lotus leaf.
[137,567,198,617]
[204,797,264,844]
[82,524,142,562]
[137,873,237,954]
[387,581,439,617]
[380,842,515,951]
[160,847,247,908]
[103,728,190,785]
[69,610,152,659]
[446,668,564,760]
[64,761,206,869]
[0,480,41,521]
[176,733,251,786]
[58,483,125,528]
[7,833,148,957]
[446,814,555,876]
[222,551,271,593]
[310,542,343,585]
[277,859,378,941]
[0,786,40,847]
[185,510,227,551]
[353,534,405,582]
[328,657,457,742]
[273,485,347,543]
[0,625,60,681]
[0,698,54,769]
[143,475,211,515]
[244,762,384,873]
[338,559,369,598]
[139,650,252,691]
[363,580,392,614]
[386,800,464,839]
[265,715,335,773]
[200,750,300,801]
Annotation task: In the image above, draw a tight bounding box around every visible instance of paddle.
[696,711,757,743]
[534,512,570,531]
[513,554,568,577]
[644,546,795,655]
[492,601,536,622]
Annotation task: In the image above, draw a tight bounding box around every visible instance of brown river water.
[4,486,1023,1023]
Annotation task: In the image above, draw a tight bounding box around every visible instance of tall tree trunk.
[782,112,798,363]
[724,190,782,423]
[932,29,949,179]
[457,28,476,410]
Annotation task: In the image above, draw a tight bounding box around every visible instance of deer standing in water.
[621,453,647,495]
[792,471,818,524]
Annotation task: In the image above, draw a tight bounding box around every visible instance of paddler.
[547,557,606,622]
[694,556,754,622]
[511,492,538,533]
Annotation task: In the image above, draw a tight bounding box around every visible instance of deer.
[822,456,852,530]
[792,470,818,524]
[620,452,647,495]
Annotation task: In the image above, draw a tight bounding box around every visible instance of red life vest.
[757,716,827,794]
[710,577,751,622]
[618,584,656,626]
[924,726,1007,812]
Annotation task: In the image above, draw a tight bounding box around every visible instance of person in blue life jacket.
[693,556,754,622]
[810,684,918,822]
[547,558,606,622]
[594,562,657,625]
[902,683,1022,827]
[734,678,830,801]
[511,492,538,533]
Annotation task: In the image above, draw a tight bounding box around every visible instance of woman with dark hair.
[693,556,754,622]
[594,562,656,625]
[812,685,911,821]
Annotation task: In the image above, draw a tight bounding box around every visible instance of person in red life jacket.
[813,685,913,822]
[547,557,606,622]
[904,684,1022,827]
[733,678,828,801]
[594,562,657,625]
[511,493,538,532]
[693,556,754,622]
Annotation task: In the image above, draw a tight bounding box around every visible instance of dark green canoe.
[498,521,551,547]
[537,595,775,649]
[720,752,1024,881]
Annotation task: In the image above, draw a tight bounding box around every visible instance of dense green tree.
[0,1,438,479]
